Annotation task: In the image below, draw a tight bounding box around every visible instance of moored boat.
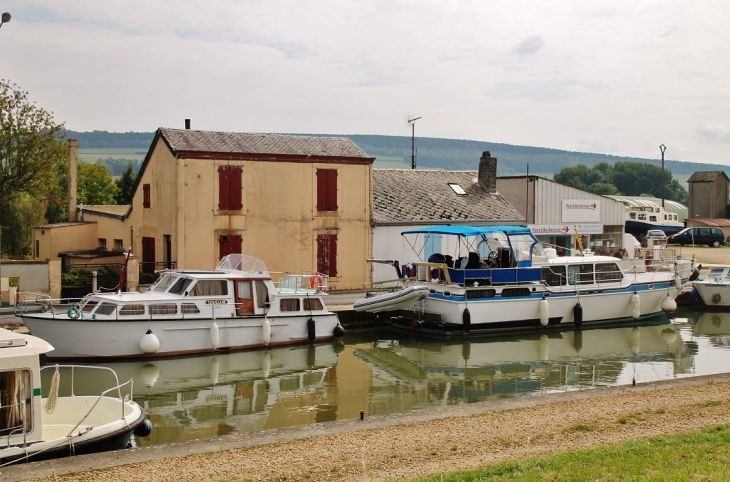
[0,328,151,465]
[15,254,345,359]
[367,225,689,336]
[692,266,730,307]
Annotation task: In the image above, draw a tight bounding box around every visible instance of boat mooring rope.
[45,365,60,414]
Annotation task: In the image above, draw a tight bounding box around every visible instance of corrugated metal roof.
[373,169,524,224]
[690,218,730,227]
[159,128,371,159]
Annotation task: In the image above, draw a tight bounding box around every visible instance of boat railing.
[273,271,329,293]
[406,262,543,286]
[14,293,82,316]
[39,365,134,428]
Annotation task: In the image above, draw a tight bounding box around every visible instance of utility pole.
[659,144,666,208]
[408,116,421,169]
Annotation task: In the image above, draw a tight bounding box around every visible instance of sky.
[3,1,730,164]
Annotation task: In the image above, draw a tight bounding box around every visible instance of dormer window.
[448,183,467,195]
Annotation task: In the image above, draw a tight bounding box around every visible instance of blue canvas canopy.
[401,225,533,237]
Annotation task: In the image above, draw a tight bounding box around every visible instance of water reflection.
[39,309,730,447]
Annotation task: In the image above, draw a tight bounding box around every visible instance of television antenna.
[407,116,421,169]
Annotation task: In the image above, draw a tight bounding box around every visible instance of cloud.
[696,126,730,143]
[511,35,545,57]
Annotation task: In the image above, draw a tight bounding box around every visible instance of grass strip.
[418,424,730,481]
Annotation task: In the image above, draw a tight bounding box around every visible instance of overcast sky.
[3,1,730,164]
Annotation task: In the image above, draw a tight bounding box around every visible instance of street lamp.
[0,12,10,28]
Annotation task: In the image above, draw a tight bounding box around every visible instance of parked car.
[645,230,668,243]
[667,227,724,248]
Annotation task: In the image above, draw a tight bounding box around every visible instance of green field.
[78,148,147,162]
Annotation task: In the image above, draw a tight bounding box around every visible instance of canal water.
[42,307,730,448]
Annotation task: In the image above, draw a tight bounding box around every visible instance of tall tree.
[77,162,119,205]
[115,161,137,204]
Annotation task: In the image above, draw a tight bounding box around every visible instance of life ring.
[403,266,411,278]
[429,268,442,282]
[309,273,323,290]
[67,304,81,320]
[660,243,667,251]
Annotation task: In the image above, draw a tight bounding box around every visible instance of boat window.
[168,277,193,295]
[181,303,200,314]
[568,264,594,285]
[120,304,145,315]
[304,298,324,310]
[638,214,646,221]
[709,268,725,279]
[508,234,537,263]
[152,274,175,292]
[649,215,658,222]
[629,212,636,219]
[189,280,228,297]
[466,289,496,299]
[0,369,33,436]
[595,263,622,282]
[150,304,178,315]
[255,280,269,309]
[501,287,532,297]
[95,303,117,315]
[542,266,566,286]
[82,300,98,313]
[280,298,300,312]
[237,281,252,299]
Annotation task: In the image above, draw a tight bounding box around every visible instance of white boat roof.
[0,328,54,356]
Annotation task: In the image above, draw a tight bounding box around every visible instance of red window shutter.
[231,234,242,254]
[316,234,337,277]
[143,184,151,208]
[220,235,242,259]
[316,169,327,211]
[231,167,243,210]
[326,170,338,211]
[219,236,228,259]
[219,166,231,210]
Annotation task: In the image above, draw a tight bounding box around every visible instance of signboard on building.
[531,224,604,235]
[562,199,601,223]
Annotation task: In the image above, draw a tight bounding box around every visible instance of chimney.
[478,151,497,193]
[185,119,191,129]
[67,139,78,221]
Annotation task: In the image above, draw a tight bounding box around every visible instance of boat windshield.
[508,233,542,264]
[217,254,268,273]
[151,274,175,292]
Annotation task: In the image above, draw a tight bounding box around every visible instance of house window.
[316,169,338,212]
[114,239,124,250]
[218,166,243,210]
[143,184,151,208]
[98,238,107,249]
[219,235,242,260]
[317,233,337,277]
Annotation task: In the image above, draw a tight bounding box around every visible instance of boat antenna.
[407,116,421,169]
[115,247,132,294]
[659,144,666,208]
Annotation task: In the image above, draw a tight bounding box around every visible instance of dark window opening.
[317,233,337,277]
[218,166,243,210]
[316,169,338,212]
[143,184,151,208]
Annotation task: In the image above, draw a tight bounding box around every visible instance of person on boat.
[645,249,653,270]
[613,249,623,259]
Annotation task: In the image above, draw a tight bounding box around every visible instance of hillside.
[65,130,730,179]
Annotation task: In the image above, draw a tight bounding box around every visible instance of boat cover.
[401,225,533,237]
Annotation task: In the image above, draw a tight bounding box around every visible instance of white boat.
[15,254,345,359]
[354,285,429,313]
[375,225,690,336]
[692,266,730,307]
[0,328,151,465]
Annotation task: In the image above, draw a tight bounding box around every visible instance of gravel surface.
[7,375,730,482]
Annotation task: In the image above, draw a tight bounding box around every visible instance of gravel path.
[9,374,730,482]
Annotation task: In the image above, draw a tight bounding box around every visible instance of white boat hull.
[693,281,730,307]
[21,314,341,359]
[354,285,429,313]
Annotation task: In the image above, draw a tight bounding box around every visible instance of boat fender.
[689,268,700,282]
[573,302,583,327]
[210,320,220,348]
[462,308,471,333]
[133,418,153,437]
[661,294,677,313]
[333,323,345,338]
[307,317,316,342]
[140,329,160,354]
[674,275,681,290]
[631,293,641,320]
[262,317,271,345]
[539,298,549,327]
[67,303,82,320]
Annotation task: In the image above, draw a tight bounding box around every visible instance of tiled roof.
[687,171,729,182]
[691,218,730,227]
[159,129,371,159]
[373,169,524,224]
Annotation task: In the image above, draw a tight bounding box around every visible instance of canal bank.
[4,372,730,481]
